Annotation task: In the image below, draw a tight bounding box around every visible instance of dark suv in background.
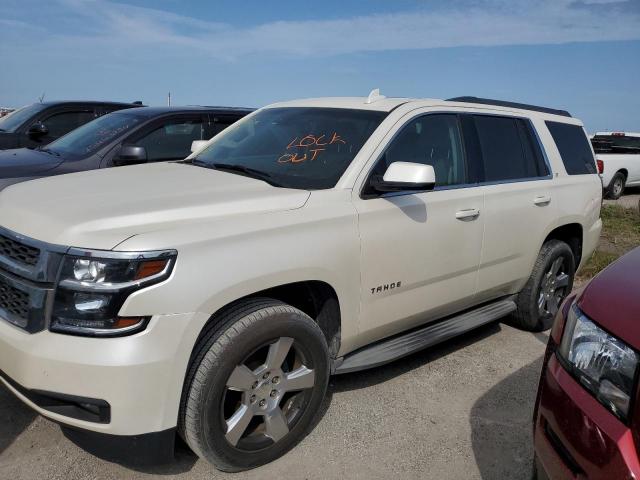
[0,100,143,150]
[0,106,253,191]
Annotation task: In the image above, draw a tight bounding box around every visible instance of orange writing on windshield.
[278,133,347,164]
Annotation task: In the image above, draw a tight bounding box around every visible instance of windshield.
[0,103,46,132]
[192,107,387,189]
[47,111,145,156]
[592,134,640,155]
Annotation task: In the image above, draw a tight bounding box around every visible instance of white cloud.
[1,0,639,60]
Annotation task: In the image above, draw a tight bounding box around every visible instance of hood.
[0,162,310,250]
[0,148,63,177]
[578,247,640,348]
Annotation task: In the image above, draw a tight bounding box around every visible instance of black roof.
[113,106,254,118]
[446,96,572,118]
[40,100,144,107]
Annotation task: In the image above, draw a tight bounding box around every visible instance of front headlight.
[558,303,639,422]
[50,249,176,337]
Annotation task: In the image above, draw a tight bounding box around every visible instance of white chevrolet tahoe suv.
[591,131,640,199]
[0,93,602,471]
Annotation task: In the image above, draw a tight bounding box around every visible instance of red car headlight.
[558,303,639,422]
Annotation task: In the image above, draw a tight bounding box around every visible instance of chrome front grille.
[0,233,40,267]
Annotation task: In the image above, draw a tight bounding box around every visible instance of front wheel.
[179,298,329,472]
[511,240,575,332]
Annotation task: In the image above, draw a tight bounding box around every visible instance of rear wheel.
[607,172,626,200]
[511,240,575,332]
[179,298,329,472]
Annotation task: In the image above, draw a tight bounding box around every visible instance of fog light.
[74,293,109,312]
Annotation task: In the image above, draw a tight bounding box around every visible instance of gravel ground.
[604,186,640,211]
[0,322,548,480]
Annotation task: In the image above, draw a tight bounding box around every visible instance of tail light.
[596,159,604,174]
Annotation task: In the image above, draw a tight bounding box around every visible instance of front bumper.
[0,310,208,436]
[534,353,640,480]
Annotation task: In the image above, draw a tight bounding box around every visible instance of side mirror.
[371,162,436,193]
[191,140,209,153]
[114,145,147,166]
[27,122,49,137]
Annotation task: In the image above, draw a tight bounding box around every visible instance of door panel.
[354,112,484,346]
[470,114,557,302]
[475,180,556,302]
[355,188,484,345]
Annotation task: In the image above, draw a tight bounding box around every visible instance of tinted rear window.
[473,115,548,182]
[592,135,640,155]
[546,122,596,175]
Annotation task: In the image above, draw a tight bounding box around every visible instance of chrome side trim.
[358,110,554,199]
[66,247,178,260]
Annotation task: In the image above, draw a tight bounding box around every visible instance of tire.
[606,172,626,200]
[511,240,575,332]
[179,298,329,472]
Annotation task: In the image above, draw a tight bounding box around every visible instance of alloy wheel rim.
[222,337,315,451]
[537,257,569,317]
[613,179,623,196]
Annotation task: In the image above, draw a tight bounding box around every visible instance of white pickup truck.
[0,93,602,471]
[592,132,640,199]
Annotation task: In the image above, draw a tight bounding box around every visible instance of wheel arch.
[542,223,583,269]
[197,280,342,359]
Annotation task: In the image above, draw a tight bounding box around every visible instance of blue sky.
[1,0,639,131]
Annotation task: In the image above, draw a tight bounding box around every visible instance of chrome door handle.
[534,196,552,206]
[455,208,480,220]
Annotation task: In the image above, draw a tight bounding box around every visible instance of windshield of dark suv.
[46,111,145,157]
[592,134,640,154]
[191,107,387,189]
[0,103,47,132]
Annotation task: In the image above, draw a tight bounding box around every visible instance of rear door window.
[546,121,597,175]
[473,115,548,182]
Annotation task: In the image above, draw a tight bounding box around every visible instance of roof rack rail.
[446,96,572,118]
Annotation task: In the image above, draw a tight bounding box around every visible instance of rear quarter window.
[546,121,597,175]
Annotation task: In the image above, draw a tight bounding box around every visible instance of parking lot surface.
[1,323,547,480]
[604,187,640,211]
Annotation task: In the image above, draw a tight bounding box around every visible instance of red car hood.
[578,247,640,349]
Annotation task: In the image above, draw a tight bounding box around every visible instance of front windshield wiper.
[189,159,282,187]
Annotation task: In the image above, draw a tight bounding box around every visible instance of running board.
[333,299,516,374]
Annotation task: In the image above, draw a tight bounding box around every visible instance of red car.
[534,246,640,479]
